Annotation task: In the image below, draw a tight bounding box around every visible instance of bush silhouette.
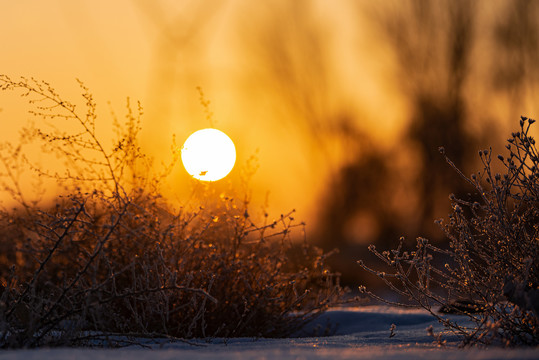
[359,117,539,346]
[0,75,342,348]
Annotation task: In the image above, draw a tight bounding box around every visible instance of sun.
[181,128,236,181]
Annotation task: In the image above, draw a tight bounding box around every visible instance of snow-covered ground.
[2,306,538,360]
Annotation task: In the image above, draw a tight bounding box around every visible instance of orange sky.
[0,1,405,221]
[1,1,537,229]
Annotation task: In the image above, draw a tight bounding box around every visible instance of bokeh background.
[1,0,538,287]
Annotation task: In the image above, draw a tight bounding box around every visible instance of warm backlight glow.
[181,128,236,181]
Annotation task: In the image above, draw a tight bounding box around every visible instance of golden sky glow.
[1,0,538,234]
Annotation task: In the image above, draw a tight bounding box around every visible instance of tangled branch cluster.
[0,76,342,348]
[359,116,538,346]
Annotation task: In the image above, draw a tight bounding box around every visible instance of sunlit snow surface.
[2,306,538,360]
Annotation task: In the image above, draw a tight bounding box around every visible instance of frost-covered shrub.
[0,76,342,348]
[359,117,538,346]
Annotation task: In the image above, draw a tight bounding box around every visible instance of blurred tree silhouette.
[324,0,539,286]
[491,0,539,115]
[318,0,482,257]
[373,0,478,241]
[129,0,538,287]
[243,0,539,286]
[238,0,359,157]
[129,0,227,153]
[236,0,486,285]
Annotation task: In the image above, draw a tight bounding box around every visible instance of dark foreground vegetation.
[1,74,537,350]
[0,76,342,348]
[360,117,539,347]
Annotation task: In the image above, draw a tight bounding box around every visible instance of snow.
[2,306,538,360]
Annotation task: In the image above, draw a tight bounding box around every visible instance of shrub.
[0,75,342,348]
[358,116,538,347]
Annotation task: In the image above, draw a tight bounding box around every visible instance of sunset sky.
[1,1,395,219]
[1,1,538,243]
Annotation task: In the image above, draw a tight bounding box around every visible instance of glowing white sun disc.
[181,128,236,181]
